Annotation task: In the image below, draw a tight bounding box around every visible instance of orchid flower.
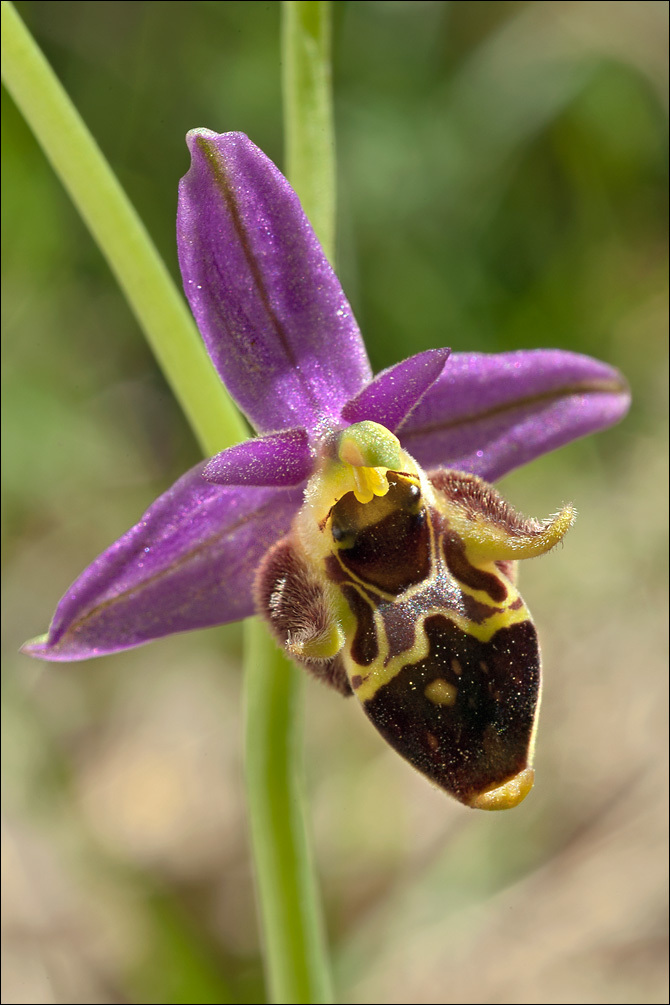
[24,130,629,809]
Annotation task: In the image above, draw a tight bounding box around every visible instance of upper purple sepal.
[398,349,631,481]
[178,130,372,435]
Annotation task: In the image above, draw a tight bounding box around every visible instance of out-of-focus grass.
[2,3,667,1003]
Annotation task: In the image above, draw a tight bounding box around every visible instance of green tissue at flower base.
[23,131,630,810]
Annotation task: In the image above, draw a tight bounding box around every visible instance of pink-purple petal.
[203,429,312,486]
[23,465,303,661]
[341,348,451,432]
[177,130,371,434]
[398,350,631,481]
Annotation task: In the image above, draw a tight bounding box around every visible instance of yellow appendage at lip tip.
[469,767,535,811]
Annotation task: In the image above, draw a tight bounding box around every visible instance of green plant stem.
[282,0,335,262]
[242,4,336,1003]
[0,0,246,457]
[244,621,333,1004]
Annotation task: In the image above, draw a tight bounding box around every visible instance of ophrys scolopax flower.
[24,131,630,809]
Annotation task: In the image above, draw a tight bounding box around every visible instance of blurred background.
[2,2,667,1003]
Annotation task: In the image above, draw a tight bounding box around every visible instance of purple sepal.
[203,428,312,486]
[398,350,631,481]
[23,464,302,661]
[177,130,372,434]
[341,348,450,433]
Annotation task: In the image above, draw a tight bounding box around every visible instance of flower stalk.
[244,623,334,1004]
[282,0,336,262]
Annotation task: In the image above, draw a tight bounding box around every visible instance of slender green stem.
[244,621,334,1004]
[0,1,246,457]
[282,0,335,263]
[242,3,336,1003]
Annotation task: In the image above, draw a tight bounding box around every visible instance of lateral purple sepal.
[23,464,302,661]
[203,428,312,486]
[177,130,372,434]
[398,350,631,481]
[341,348,451,432]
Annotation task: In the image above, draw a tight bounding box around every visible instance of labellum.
[256,421,574,810]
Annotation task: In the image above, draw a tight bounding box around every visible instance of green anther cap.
[337,421,403,470]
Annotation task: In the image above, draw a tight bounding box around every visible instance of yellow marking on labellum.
[348,567,533,704]
[329,512,521,611]
[449,593,529,642]
[350,599,532,704]
[469,767,535,811]
[425,678,458,706]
